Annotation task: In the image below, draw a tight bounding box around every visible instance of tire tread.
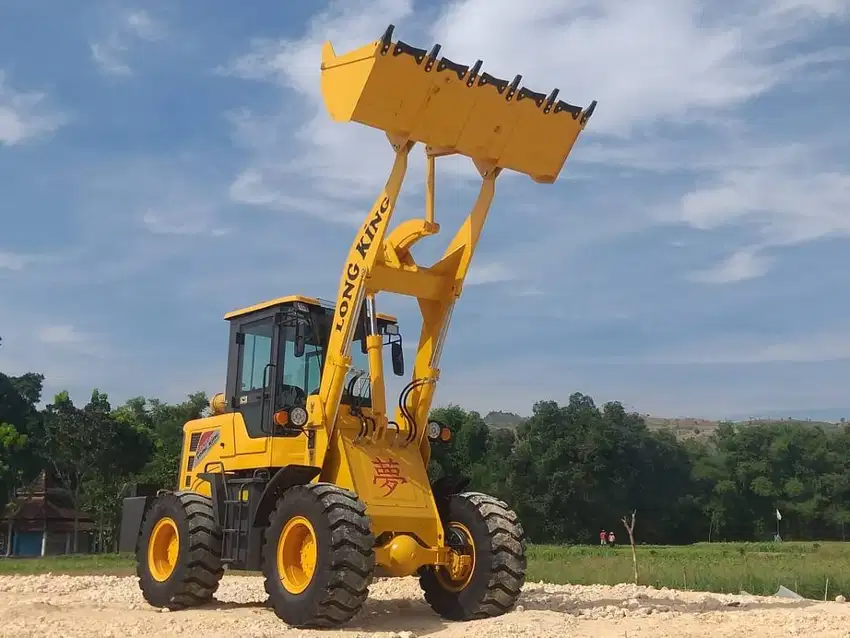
[136,491,224,610]
[262,482,375,628]
[420,491,526,621]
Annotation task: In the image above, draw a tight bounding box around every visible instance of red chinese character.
[372,457,407,497]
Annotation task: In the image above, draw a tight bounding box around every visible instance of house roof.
[1,495,96,526]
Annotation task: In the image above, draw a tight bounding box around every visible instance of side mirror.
[391,341,404,376]
[294,321,306,358]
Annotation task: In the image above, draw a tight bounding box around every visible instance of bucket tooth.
[380,24,395,54]
[319,24,596,183]
[543,88,560,114]
[506,75,522,101]
[581,100,598,124]
[425,44,441,72]
[466,60,483,87]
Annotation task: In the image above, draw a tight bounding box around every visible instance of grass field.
[1,541,848,600]
[529,541,850,599]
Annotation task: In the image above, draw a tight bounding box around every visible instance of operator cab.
[221,295,404,439]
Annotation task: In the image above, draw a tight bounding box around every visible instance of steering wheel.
[278,383,307,407]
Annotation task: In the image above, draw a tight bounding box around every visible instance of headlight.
[427,421,442,440]
[290,406,308,428]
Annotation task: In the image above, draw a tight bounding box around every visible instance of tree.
[7,348,850,551]
[0,422,28,510]
[119,392,208,490]
[81,391,153,551]
[37,389,153,552]
[0,371,44,510]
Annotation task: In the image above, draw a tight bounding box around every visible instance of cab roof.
[224,294,398,323]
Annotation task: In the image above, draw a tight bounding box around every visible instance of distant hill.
[482,411,525,429]
[481,409,846,440]
[644,415,845,440]
[730,408,850,422]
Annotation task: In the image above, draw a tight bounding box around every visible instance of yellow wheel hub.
[437,522,475,592]
[148,517,180,582]
[277,516,318,594]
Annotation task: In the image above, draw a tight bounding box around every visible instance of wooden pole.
[622,510,638,585]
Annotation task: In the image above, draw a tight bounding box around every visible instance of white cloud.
[125,10,162,40]
[90,9,164,76]
[0,71,66,145]
[659,138,850,281]
[90,42,132,76]
[141,211,231,237]
[219,0,848,257]
[689,248,773,284]
[466,262,516,286]
[221,0,430,220]
[34,323,106,360]
[0,251,32,271]
[37,324,87,345]
[78,154,234,241]
[431,0,847,137]
[613,331,850,366]
[679,146,850,244]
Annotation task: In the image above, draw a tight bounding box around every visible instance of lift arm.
[307,134,414,462]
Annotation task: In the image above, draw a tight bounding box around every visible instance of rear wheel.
[262,482,376,628]
[420,492,526,621]
[136,491,224,609]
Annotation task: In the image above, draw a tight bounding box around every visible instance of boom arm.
[307,135,414,464]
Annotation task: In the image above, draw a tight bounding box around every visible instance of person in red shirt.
[600,529,607,545]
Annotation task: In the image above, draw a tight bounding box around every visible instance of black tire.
[420,491,526,621]
[261,482,376,628]
[135,491,224,609]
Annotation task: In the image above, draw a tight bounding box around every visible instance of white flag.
[776,509,782,521]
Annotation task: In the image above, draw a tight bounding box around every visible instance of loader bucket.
[320,25,596,184]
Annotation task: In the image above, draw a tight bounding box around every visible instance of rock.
[515,604,525,612]
[836,595,846,603]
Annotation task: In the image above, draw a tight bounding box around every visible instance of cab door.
[232,315,277,455]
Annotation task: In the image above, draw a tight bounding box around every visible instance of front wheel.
[135,491,224,610]
[420,492,526,621]
[261,482,376,628]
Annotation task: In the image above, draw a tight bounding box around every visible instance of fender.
[430,474,471,515]
[118,496,152,554]
[197,471,227,528]
[252,465,322,528]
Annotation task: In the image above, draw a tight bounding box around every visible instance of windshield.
[276,306,374,408]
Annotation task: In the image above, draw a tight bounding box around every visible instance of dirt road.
[1,574,849,638]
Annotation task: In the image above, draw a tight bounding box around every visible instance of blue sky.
[2,0,850,420]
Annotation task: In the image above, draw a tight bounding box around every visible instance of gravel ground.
[1,574,850,638]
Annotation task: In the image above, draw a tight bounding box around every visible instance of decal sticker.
[372,457,407,497]
[194,429,221,464]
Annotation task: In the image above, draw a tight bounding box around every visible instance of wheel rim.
[277,515,318,594]
[148,517,180,582]
[436,522,476,592]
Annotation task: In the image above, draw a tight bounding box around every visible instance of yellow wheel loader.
[118,24,595,628]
